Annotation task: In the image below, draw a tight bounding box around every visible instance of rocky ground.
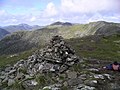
[0,36,120,90]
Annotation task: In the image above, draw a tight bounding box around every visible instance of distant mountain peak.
[3,24,42,33]
[51,21,63,25]
[89,21,109,25]
[18,23,29,26]
[50,21,73,26]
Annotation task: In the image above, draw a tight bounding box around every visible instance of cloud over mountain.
[0,0,120,26]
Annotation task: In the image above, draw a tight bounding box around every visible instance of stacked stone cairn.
[0,35,79,89]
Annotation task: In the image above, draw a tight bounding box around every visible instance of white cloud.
[30,16,36,22]
[0,0,120,26]
[11,19,18,22]
[43,2,58,17]
[61,0,118,14]
[50,18,55,22]
[88,13,120,23]
[0,10,6,16]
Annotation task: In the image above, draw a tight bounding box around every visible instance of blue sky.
[0,0,120,26]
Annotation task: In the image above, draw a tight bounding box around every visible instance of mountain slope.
[0,28,58,55]
[3,24,42,33]
[0,21,120,55]
[67,34,120,61]
[0,28,10,39]
[56,21,120,38]
[95,24,120,35]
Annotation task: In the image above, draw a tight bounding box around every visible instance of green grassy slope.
[67,34,120,61]
[0,49,36,68]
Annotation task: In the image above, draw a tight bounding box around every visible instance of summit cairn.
[35,35,79,73]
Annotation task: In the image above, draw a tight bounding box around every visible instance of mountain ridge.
[0,21,120,55]
[0,28,10,40]
[2,24,43,33]
[50,21,73,26]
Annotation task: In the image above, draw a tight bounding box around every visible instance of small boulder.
[8,79,15,86]
[67,71,77,79]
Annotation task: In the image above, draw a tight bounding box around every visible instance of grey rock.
[67,71,77,79]
[8,69,16,75]
[50,66,56,72]
[1,71,6,75]
[103,74,111,80]
[0,79,2,85]
[5,66,13,72]
[50,65,60,72]
[66,61,75,66]
[43,84,62,90]
[8,79,15,86]
[15,72,25,80]
[59,65,68,73]
[66,57,73,62]
[9,74,15,79]
[25,75,33,80]
[23,80,37,89]
[94,74,104,79]
[38,64,44,71]
[0,75,6,79]
[78,74,87,80]
[76,84,95,90]
[43,86,51,90]
[31,80,38,86]
[84,80,97,87]
[2,76,8,83]
[63,81,68,86]
[89,68,99,72]
[68,78,83,86]
[59,73,66,78]
[48,48,53,52]
[42,63,53,71]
